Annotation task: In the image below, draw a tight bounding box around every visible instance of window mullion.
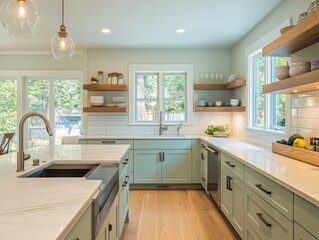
[158,72,163,122]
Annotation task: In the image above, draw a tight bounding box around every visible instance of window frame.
[129,64,193,125]
[248,49,289,133]
[0,70,83,148]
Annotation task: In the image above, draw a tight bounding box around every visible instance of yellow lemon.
[293,138,307,149]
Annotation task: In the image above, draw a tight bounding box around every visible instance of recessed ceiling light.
[101,28,111,33]
[175,28,185,33]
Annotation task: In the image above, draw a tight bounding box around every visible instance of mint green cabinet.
[118,154,130,238]
[95,194,118,240]
[294,222,317,240]
[245,220,262,240]
[245,186,293,240]
[134,140,192,184]
[221,165,245,239]
[134,149,192,184]
[191,140,200,184]
[199,141,208,192]
[294,194,319,239]
[161,150,192,183]
[65,204,92,240]
[134,150,161,183]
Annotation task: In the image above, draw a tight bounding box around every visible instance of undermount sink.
[19,163,99,178]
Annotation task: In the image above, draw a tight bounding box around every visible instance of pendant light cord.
[62,0,64,25]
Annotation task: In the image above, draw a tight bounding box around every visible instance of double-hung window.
[248,49,287,132]
[129,64,193,125]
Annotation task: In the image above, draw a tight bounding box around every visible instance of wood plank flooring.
[121,190,240,240]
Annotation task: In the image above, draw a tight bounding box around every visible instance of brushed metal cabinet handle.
[255,184,272,195]
[256,213,272,227]
[201,177,206,182]
[159,152,162,161]
[122,175,130,187]
[201,152,204,160]
[101,140,116,144]
[226,176,229,190]
[162,152,165,161]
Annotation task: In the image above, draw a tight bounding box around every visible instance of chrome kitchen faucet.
[159,111,168,135]
[17,112,54,172]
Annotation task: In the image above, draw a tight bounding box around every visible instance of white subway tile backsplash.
[86,112,232,136]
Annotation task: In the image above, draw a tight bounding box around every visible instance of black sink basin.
[20,163,99,178]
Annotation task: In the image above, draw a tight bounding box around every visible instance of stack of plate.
[90,96,104,107]
[308,0,319,16]
[289,62,311,77]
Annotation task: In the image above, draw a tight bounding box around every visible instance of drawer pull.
[201,177,206,182]
[122,176,130,187]
[101,140,116,144]
[201,153,204,160]
[256,213,272,227]
[255,184,272,195]
[228,176,233,191]
[123,158,129,165]
[226,161,235,168]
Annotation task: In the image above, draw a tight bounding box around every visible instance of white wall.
[85,48,233,135]
[231,0,318,147]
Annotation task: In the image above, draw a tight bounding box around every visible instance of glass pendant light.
[0,0,39,38]
[50,0,74,61]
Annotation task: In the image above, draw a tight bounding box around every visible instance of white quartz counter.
[0,144,130,240]
[78,134,199,140]
[200,136,319,207]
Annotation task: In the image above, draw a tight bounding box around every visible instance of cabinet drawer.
[119,153,129,177]
[87,139,134,149]
[294,194,319,238]
[221,152,244,181]
[245,167,293,221]
[245,186,293,240]
[294,222,317,240]
[134,140,192,150]
[245,221,262,240]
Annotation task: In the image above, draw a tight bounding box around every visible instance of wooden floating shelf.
[262,11,319,56]
[262,69,319,94]
[83,84,128,91]
[83,107,128,112]
[193,79,246,90]
[194,106,246,112]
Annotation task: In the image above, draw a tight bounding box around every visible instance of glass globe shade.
[50,28,75,61]
[0,0,39,38]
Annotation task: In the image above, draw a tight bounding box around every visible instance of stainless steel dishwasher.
[206,145,221,207]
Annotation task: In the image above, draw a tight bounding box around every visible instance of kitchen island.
[0,144,130,240]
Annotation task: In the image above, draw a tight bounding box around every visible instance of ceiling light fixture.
[50,0,74,61]
[175,28,185,33]
[0,0,39,38]
[101,28,111,33]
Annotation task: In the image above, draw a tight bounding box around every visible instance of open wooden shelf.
[83,107,128,112]
[262,11,319,56]
[83,84,128,91]
[194,106,246,112]
[193,79,246,90]
[262,69,319,94]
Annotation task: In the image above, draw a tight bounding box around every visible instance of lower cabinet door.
[161,150,192,183]
[294,222,317,240]
[119,167,129,237]
[245,186,293,240]
[134,150,161,183]
[221,167,245,239]
[96,195,118,240]
[65,204,92,240]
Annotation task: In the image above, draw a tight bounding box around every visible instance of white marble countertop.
[78,134,199,140]
[0,144,130,240]
[200,136,319,207]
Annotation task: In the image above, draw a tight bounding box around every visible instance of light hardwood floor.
[121,190,240,240]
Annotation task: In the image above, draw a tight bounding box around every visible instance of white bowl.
[215,101,222,106]
[289,65,311,77]
[230,102,239,106]
[91,96,104,100]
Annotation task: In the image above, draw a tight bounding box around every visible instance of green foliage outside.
[0,80,17,138]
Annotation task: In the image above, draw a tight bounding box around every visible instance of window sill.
[246,126,287,136]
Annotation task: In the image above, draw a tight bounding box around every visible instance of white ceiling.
[0,0,284,51]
